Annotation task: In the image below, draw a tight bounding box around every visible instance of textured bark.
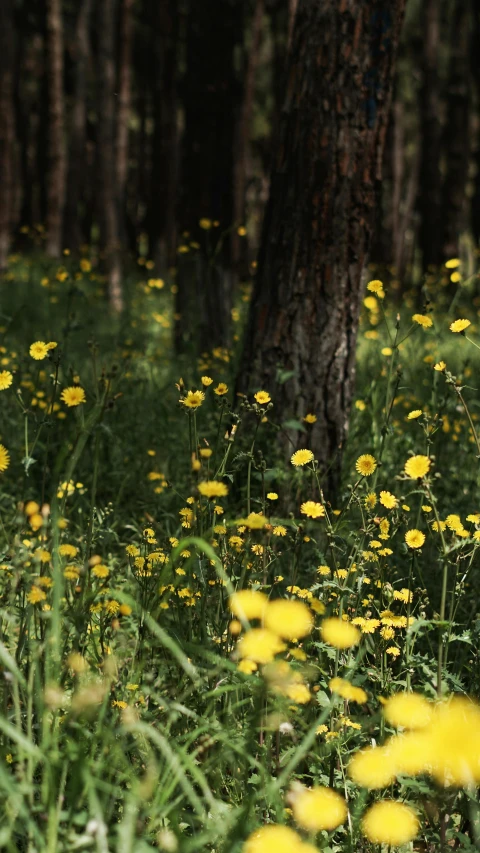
[232,0,264,274]
[148,0,178,272]
[0,0,16,270]
[175,0,242,352]
[116,0,134,208]
[441,2,471,259]
[64,0,92,252]
[45,0,66,258]
[418,0,442,271]
[97,0,123,311]
[239,0,406,490]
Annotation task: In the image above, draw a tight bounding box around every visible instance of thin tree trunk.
[441,2,471,260]
[239,0,406,492]
[232,0,264,275]
[97,0,123,311]
[418,0,442,271]
[472,2,480,245]
[64,0,92,253]
[0,0,16,270]
[116,0,134,215]
[148,0,178,272]
[287,0,298,51]
[45,0,66,258]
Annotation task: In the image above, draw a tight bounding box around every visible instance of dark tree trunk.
[418,0,442,271]
[232,0,264,276]
[45,0,66,258]
[97,0,123,311]
[441,2,471,259]
[175,0,242,353]
[148,0,179,272]
[472,2,480,245]
[239,0,405,491]
[64,0,92,253]
[116,0,134,229]
[0,0,16,270]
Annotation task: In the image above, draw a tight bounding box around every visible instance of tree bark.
[175,0,242,353]
[97,0,123,311]
[45,0,67,258]
[239,0,406,492]
[148,0,178,272]
[64,0,92,253]
[441,1,471,260]
[232,0,264,276]
[116,0,134,216]
[472,2,480,245]
[418,0,442,271]
[0,0,16,270]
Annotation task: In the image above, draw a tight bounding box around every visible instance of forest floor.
[1,251,480,852]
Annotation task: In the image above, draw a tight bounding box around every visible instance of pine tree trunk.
[175,0,242,353]
[232,0,264,275]
[239,0,405,492]
[97,0,123,311]
[116,0,134,218]
[148,0,178,272]
[64,0,92,253]
[441,2,471,260]
[0,0,16,270]
[45,0,66,258]
[418,0,442,271]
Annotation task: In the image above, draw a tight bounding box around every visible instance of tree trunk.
[418,0,442,271]
[148,0,179,272]
[0,0,16,270]
[45,0,66,258]
[97,0,123,311]
[239,0,406,492]
[472,2,480,245]
[64,0,92,253]
[116,0,134,219]
[441,2,471,260]
[232,0,264,276]
[175,0,242,353]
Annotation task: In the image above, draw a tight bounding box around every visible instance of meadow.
[1,248,480,852]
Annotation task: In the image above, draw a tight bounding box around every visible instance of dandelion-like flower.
[29,341,49,360]
[300,501,324,519]
[291,449,314,466]
[379,490,397,509]
[321,617,360,649]
[264,599,313,640]
[292,786,347,832]
[254,390,271,405]
[404,455,430,478]
[405,529,425,549]
[0,445,10,473]
[450,319,471,333]
[180,390,205,409]
[198,480,228,498]
[367,279,385,298]
[0,371,13,390]
[355,454,377,476]
[361,801,418,846]
[61,386,86,407]
[412,313,432,328]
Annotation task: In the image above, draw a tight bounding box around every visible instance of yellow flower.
[381,347,392,356]
[450,318,471,333]
[267,492,278,500]
[27,586,47,605]
[0,370,13,390]
[379,490,396,509]
[214,383,228,396]
[386,646,400,656]
[229,590,267,621]
[254,390,271,405]
[237,629,285,664]
[264,599,313,640]
[355,454,377,476]
[348,745,396,789]
[0,444,10,473]
[241,512,267,529]
[291,449,314,466]
[198,480,228,498]
[434,360,446,371]
[92,564,109,579]
[412,313,433,328]
[300,501,324,519]
[238,659,257,674]
[445,257,460,268]
[427,696,480,786]
[199,218,212,230]
[244,825,307,853]
[180,390,205,409]
[292,786,347,832]
[303,413,317,424]
[361,801,418,846]
[29,341,49,360]
[355,399,366,411]
[321,617,360,649]
[407,409,422,419]
[201,375,213,386]
[383,693,432,729]
[367,279,385,298]
[329,677,367,704]
[405,529,425,549]
[404,455,430,478]
[61,386,86,407]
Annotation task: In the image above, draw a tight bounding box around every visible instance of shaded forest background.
[1,0,479,300]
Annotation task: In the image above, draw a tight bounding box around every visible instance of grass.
[1,251,480,851]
